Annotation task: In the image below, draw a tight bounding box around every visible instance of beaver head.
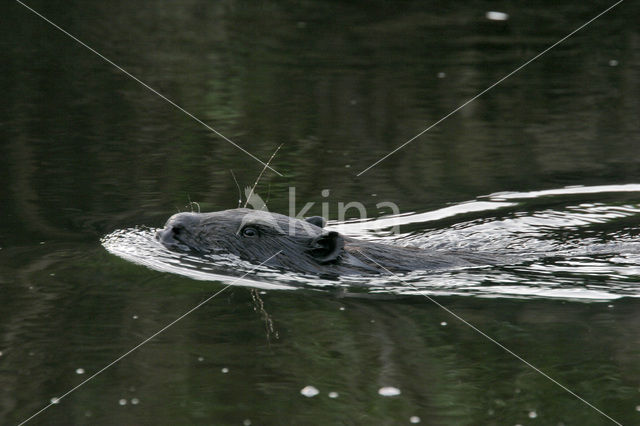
[156,208,345,273]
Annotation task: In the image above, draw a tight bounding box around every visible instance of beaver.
[156,208,508,276]
[156,208,506,276]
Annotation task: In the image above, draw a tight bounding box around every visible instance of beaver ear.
[305,216,326,228]
[309,231,344,264]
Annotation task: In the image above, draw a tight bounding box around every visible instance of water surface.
[2,1,640,425]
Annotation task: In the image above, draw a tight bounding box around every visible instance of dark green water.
[2,1,640,425]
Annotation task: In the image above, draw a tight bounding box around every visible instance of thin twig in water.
[263,184,272,211]
[244,144,283,209]
[230,170,243,208]
[186,194,201,213]
[250,288,278,345]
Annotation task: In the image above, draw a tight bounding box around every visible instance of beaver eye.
[242,226,258,237]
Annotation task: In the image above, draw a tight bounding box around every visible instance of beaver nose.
[155,225,183,242]
[156,212,200,242]
[156,226,179,243]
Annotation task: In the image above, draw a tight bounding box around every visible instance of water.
[2,1,640,425]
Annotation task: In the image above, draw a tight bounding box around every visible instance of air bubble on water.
[328,391,339,398]
[529,410,537,418]
[345,165,351,168]
[198,356,204,362]
[486,11,509,21]
[222,367,229,373]
[300,385,319,397]
[636,405,640,412]
[410,416,421,423]
[131,398,139,405]
[132,315,138,319]
[607,305,614,309]
[440,321,447,326]
[339,307,345,311]
[437,72,446,78]
[378,386,401,396]
[243,419,252,426]
[50,397,60,404]
[609,59,619,67]
[76,368,85,375]
[119,398,127,406]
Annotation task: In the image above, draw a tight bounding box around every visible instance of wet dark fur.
[156,209,506,276]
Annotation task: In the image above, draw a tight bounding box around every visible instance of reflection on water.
[103,184,640,300]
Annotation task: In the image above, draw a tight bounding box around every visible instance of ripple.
[102,185,640,301]
[101,227,297,291]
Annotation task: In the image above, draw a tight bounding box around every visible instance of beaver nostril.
[172,224,184,235]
